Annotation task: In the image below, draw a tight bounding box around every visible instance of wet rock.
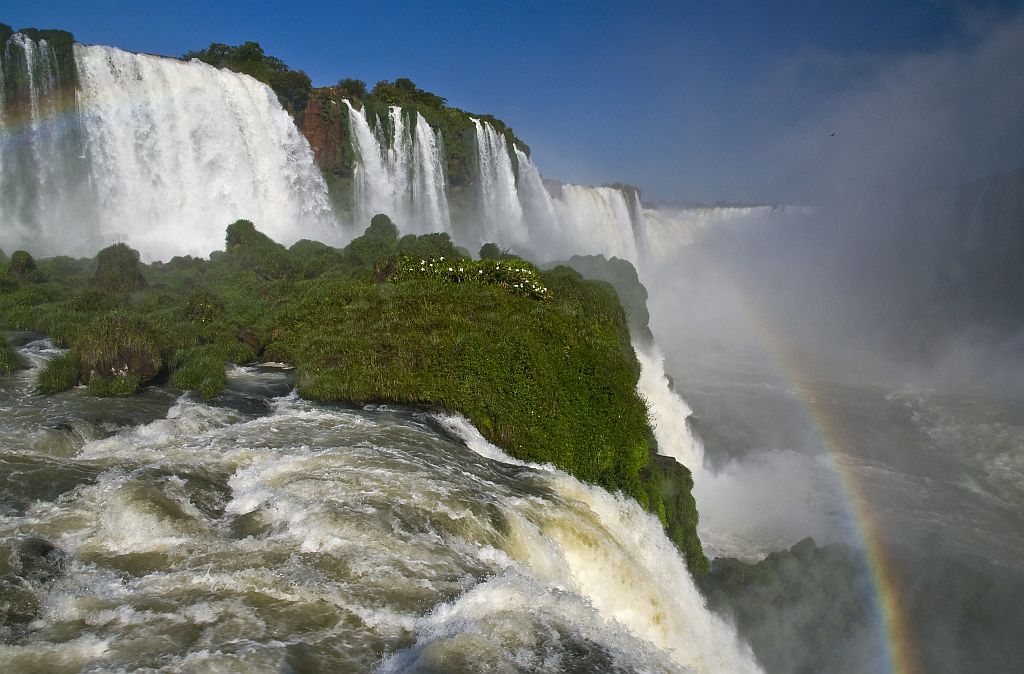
[0,536,68,627]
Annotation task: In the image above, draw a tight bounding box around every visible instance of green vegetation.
[8,251,36,280]
[553,254,653,343]
[92,242,147,291]
[35,352,79,394]
[182,41,313,111]
[0,220,706,570]
[0,336,22,375]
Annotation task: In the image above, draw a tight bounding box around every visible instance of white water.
[550,182,642,262]
[75,45,334,259]
[635,341,706,476]
[427,415,762,674]
[641,205,798,264]
[346,101,451,235]
[0,37,335,260]
[0,367,761,672]
[411,112,451,234]
[473,118,528,248]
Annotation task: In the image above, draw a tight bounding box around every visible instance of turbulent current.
[0,342,760,673]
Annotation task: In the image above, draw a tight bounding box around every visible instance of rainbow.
[698,260,922,674]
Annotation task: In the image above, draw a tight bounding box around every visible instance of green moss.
[35,352,80,394]
[0,336,23,375]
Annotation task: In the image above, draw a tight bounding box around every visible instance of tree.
[336,78,367,98]
[93,243,147,291]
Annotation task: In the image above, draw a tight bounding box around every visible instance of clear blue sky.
[4,1,1023,202]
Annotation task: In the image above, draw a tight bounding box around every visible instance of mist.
[642,11,1024,673]
[650,10,1024,397]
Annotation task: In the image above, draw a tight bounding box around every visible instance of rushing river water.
[0,338,759,673]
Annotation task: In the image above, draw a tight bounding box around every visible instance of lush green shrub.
[477,243,518,262]
[182,289,225,324]
[86,374,141,397]
[36,352,80,394]
[92,243,147,291]
[171,344,229,398]
[335,77,367,98]
[288,239,344,278]
[341,215,401,273]
[8,251,36,279]
[398,233,462,261]
[0,337,22,375]
[77,312,161,382]
[224,219,294,279]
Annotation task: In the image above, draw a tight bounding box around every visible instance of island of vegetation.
[0,218,707,573]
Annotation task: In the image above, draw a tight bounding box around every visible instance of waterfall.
[0,32,84,250]
[549,183,642,262]
[472,118,527,248]
[412,112,451,234]
[345,101,451,235]
[635,340,705,476]
[0,38,334,260]
[641,205,788,264]
[74,45,333,259]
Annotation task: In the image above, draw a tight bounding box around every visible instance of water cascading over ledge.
[0,33,335,260]
[344,100,451,236]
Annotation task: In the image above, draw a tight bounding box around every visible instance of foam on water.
[0,393,760,672]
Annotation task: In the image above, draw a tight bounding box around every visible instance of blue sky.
[4,1,1023,202]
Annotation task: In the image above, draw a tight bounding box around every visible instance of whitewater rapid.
[0,347,760,673]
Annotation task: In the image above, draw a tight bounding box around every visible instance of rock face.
[296,95,353,180]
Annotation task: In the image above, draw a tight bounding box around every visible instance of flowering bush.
[388,255,552,300]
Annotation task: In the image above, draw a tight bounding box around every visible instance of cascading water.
[549,183,642,262]
[75,45,334,259]
[0,37,334,260]
[0,345,760,673]
[345,101,451,235]
[411,112,451,234]
[0,33,86,250]
[472,118,528,248]
[635,340,706,476]
[640,205,789,264]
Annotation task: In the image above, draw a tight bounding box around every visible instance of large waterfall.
[0,34,334,260]
[0,33,87,251]
[1,30,757,268]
